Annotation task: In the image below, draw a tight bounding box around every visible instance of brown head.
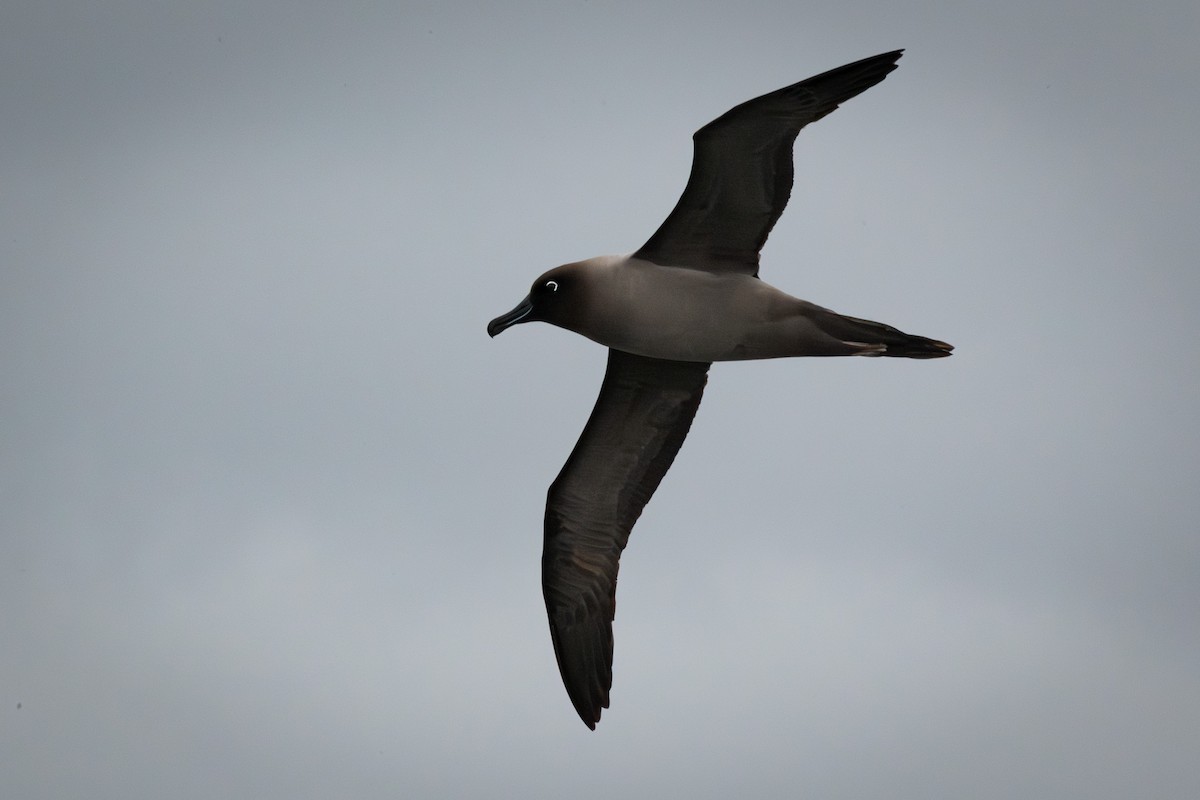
[487,262,595,338]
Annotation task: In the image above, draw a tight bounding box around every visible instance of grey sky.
[3,1,1198,797]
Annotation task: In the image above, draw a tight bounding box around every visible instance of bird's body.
[488,49,952,729]
[520,254,950,361]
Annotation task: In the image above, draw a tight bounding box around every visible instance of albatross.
[488,49,952,729]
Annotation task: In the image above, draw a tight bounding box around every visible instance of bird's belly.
[595,324,746,362]
[584,269,830,362]
[596,318,827,362]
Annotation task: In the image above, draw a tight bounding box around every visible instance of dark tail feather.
[879,334,954,359]
[825,314,954,359]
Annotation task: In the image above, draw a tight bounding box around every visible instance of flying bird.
[488,50,952,729]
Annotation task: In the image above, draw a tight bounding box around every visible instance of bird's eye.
[544,280,559,292]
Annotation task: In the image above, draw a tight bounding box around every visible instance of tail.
[822,313,954,359]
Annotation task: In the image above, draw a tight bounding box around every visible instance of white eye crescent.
[545,280,558,292]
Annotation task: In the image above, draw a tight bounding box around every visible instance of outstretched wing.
[634,50,903,276]
[542,349,710,729]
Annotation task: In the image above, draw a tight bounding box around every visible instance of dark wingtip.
[564,670,608,730]
[546,609,612,730]
[579,699,605,729]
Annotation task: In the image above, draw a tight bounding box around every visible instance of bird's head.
[487,263,587,338]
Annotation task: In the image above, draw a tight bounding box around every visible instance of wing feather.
[634,50,904,275]
[542,349,710,728]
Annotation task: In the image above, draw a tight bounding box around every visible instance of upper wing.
[542,349,710,729]
[633,50,904,276]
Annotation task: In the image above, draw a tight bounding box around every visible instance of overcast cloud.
[2,1,1198,798]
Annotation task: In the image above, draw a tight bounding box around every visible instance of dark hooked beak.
[487,294,534,337]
